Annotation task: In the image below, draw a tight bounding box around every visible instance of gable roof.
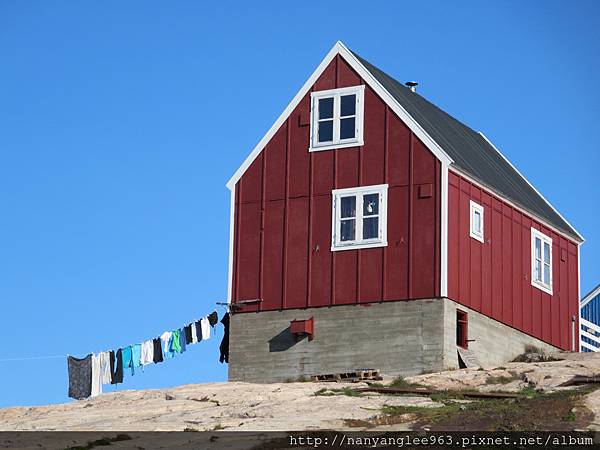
[227,41,583,243]
[581,283,600,307]
[353,53,582,242]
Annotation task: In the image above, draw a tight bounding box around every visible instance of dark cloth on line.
[67,354,92,400]
[219,312,230,364]
[152,338,163,363]
[184,324,193,345]
[208,311,218,327]
[112,348,124,384]
[195,320,203,342]
[108,350,116,384]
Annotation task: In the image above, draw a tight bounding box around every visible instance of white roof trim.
[226,41,453,190]
[478,132,584,243]
[581,284,600,308]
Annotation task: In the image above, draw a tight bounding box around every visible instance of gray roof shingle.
[353,51,582,242]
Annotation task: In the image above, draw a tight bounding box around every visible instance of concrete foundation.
[228,298,559,382]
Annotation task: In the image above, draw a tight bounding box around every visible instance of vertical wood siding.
[447,171,579,351]
[232,56,441,312]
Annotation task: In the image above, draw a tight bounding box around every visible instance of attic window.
[331,184,388,251]
[531,228,553,295]
[469,200,484,243]
[310,85,364,152]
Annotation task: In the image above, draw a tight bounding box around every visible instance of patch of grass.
[563,412,577,422]
[486,376,516,385]
[389,376,425,388]
[486,371,525,385]
[211,423,225,431]
[315,387,364,397]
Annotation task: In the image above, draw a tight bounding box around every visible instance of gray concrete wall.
[229,299,447,382]
[229,298,562,383]
[441,299,560,369]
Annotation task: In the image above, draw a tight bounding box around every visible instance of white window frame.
[531,227,553,295]
[469,200,484,243]
[309,85,365,152]
[331,184,388,251]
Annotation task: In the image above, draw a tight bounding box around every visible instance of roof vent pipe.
[405,81,418,93]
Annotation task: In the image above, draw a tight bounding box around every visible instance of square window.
[310,86,364,151]
[531,228,553,295]
[331,184,388,251]
[469,200,484,243]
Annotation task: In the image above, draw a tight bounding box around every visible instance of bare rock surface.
[0,381,441,432]
[3,351,600,432]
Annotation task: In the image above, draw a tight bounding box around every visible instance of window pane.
[543,263,551,285]
[340,94,356,116]
[543,242,550,264]
[363,217,379,239]
[340,219,355,242]
[535,238,541,259]
[340,117,356,140]
[318,120,333,142]
[318,97,334,119]
[473,211,481,233]
[363,193,379,216]
[534,260,541,282]
[340,196,356,218]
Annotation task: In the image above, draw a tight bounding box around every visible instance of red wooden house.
[225,42,583,381]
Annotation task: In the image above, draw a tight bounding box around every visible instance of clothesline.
[0,355,66,363]
[67,310,230,401]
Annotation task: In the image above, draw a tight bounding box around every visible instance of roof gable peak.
[226,41,453,190]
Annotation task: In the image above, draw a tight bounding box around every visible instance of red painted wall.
[447,171,580,351]
[232,56,441,312]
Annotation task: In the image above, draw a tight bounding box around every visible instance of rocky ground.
[2,351,600,435]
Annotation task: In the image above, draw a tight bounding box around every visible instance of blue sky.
[0,1,598,408]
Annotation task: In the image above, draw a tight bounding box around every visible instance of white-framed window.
[531,228,553,295]
[310,85,365,152]
[331,184,388,251]
[469,200,484,243]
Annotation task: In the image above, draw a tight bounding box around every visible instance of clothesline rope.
[0,355,66,363]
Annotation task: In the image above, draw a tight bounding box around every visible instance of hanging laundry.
[91,353,102,397]
[219,312,230,364]
[122,345,134,375]
[179,328,187,353]
[98,351,112,385]
[68,309,219,394]
[141,340,154,365]
[194,320,203,342]
[131,343,142,373]
[208,311,218,327]
[108,350,117,384]
[184,324,193,345]
[191,322,198,343]
[152,337,164,363]
[112,349,123,384]
[160,331,173,359]
[67,354,92,400]
[201,317,211,341]
[170,330,182,354]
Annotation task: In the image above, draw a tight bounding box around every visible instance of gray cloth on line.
[67,354,92,400]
